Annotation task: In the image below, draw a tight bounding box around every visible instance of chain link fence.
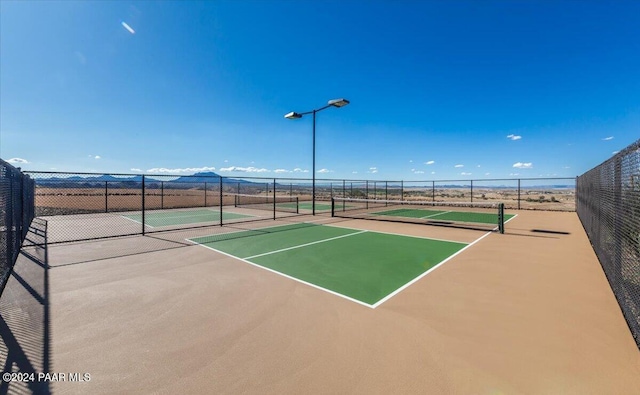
[577,139,640,349]
[1,160,36,296]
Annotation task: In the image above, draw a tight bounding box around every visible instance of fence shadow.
[0,218,50,395]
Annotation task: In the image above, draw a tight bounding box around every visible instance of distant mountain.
[173,172,255,184]
[35,171,259,187]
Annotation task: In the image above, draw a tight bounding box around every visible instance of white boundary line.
[420,210,452,219]
[186,223,485,308]
[245,231,367,260]
[325,223,468,245]
[121,209,256,228]
[370,230,493,308]
[186,238,375,308]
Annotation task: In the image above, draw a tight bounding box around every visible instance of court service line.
[371,230,493,309]
[244,230,368,260]
[325,224,469,244]
[419,210,452,219]
[120,215,156,228]
[186,238,375,309]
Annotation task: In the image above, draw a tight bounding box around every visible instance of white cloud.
[146,166,217,173]
[563,166,571,169]
[485,172,491,176]
[509,173,520,176]
[94,155,101,159]
[425,160,435,165]
[121,21,136,34]
[413,170,425,174]
[274,169,289,173]
[513,162,533,169]
[292,168,309,173]
[431,171,436,175]
[476,165,481,168]
[352,171,358,174]
[7,157,29,164]
[460,172,472,176]
[612,151,619,155]
[317,168,332,173]
[409,160,413,163]
[220,166,268,173]
[454,164,464,168]
[602,136,614,141]
[368,167,378,174]
[224,159,229,163]
[131,168,142,172]
[507,134,522,141]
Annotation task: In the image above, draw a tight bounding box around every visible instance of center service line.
[244,230,368,260]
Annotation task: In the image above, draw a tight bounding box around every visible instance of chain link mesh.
[0,160,36,296]
[577,139,640,349]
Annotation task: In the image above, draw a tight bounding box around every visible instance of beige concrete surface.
[1,211,639,394]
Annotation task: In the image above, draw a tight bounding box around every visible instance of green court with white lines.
[189,223,478,307]
[124,209,254,227]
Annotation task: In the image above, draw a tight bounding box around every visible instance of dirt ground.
[1,211,639,394]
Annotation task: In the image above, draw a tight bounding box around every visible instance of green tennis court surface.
[190,223,469,306]
[124,209,254,227]
[373,208,515,225]
[300,202,332,210]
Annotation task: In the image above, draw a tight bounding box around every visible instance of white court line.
[244,230,367,260]
[420,210,452,219]
[187,223,495,309]
[120,215,155,228]
[371,230,493,308]
[186,238,375,309]
[325,223,468,245]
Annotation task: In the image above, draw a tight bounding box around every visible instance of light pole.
[285,98,349,215]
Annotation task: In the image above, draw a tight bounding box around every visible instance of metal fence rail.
[23,171,577,244]
[0,159,36,297]
[576,139,640,349]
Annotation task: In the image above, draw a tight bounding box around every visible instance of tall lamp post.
[285,98,349,215]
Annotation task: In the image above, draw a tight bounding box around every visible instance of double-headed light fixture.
[284,98,350,215]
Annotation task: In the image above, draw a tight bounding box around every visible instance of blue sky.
[1,0,638,181]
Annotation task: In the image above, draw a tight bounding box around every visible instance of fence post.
[385,181,388,200]
[141,175,146,235]
[220,177,223,226]
[204,182,207,207]
[105,181,108,213]
[470,180,473,203]
[273,178,276,220]
[517,179,521,210]
[432,181,435,202]
[401,180,404,200]
[161,181,164,209]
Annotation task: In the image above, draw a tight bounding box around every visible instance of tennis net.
[230,193,299,214]
[331,197,508,233]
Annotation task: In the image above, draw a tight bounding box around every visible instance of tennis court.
[373,207,515,224]
[124,209,254,227]
[332,197,515,232]
[189,222,478,306]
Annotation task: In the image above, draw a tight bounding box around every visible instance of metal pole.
[385,181,388,201]
[432,181,435,202]
[312,110,316,215]
[470,180,473,203]
[273,178,276,220]
[105,181,108,213]
[220,177,223,226]
[141,175,146,235]
[401,180,404,201]
[161,181,164,209]
[517,179,521,210]
[204,182,207,207]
